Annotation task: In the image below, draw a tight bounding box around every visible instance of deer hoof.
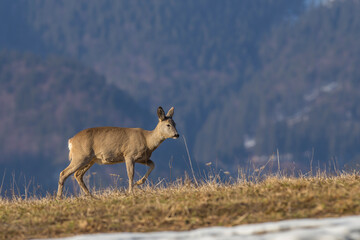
[135,178,145,185]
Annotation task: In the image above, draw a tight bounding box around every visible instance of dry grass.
[1,173,360,239]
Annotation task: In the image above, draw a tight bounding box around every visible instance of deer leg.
[74,161,95,197]
[56,157,91,199]
[135,159,155,186]
[125,158,135,194]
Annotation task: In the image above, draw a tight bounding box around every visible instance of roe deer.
[56,106,179,199]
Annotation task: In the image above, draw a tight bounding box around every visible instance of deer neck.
[146,124,165,151]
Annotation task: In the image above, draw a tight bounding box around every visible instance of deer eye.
[167,124,171,127]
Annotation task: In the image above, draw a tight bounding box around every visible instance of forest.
[0,0,359,192]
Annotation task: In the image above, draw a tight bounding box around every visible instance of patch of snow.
[244,135,256,149]
[306,0,337,8]
[304,89,319,102]
[287,107,311,126]
[304,81,340,102]
[39,215,360,240]
[321,82,339,93]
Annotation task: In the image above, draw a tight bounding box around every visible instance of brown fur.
[56,107,179,199]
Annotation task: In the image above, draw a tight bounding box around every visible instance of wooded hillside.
[1,0,360,193]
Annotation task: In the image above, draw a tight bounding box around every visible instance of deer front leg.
[125,158,135,194]
[135,159,155,186]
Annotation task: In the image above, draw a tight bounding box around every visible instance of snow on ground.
[42,215,360,240]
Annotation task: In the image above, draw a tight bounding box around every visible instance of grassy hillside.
[1,173,359,239]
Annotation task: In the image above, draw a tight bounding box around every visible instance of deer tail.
[68,139,73,161]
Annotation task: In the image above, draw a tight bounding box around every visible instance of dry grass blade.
[0,174,360,239]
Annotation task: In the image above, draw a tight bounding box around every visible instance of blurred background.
[1,0,360,195]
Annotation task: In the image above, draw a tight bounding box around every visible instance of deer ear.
[166,107,174,118]
[157,106,166,121]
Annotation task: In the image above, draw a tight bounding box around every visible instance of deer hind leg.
[135,159,155,186]
[74,161,95,197]
[56,156,92,199]
[125,158,135,194]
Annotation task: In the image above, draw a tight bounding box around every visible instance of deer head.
[157,106,179,139]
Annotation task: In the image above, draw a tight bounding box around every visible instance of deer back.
[69,127,151,164]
